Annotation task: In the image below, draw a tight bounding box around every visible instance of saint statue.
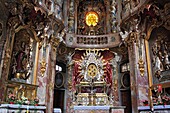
[15,42,28,73]
[13,41,30,80]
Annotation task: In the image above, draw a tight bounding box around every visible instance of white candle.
[26,106,29,113]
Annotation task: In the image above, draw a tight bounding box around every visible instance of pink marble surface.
[136,40,149,106]
[36,46,56,113]
[37,72,47,104]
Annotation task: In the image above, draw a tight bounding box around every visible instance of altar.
[74,106,125,113]
[0,104,46,113]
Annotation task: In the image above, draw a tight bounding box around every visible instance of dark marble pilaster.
[128,44,138,113]
[127,33,149,112]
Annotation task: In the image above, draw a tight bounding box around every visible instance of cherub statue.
[66,52,75,66]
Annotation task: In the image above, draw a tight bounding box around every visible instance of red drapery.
[72,62,80,91]
[105,62,112,87]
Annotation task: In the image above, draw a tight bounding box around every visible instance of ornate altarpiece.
[4,26,39,102]
[66,49,119,112]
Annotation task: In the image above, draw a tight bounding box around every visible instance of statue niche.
[9,29,37,83]
[150,28,170,82]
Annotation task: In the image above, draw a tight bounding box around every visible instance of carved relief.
[110,0,117,33]
[126,31,139,50]
[68,0,75,33]
[150,31,170,80]
[121,0,131,14]
[163,3,170,30]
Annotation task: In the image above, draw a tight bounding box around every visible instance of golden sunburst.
[85,11,99,27]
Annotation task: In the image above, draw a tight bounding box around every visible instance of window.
[56,65,62,72]
[121,63,130,72]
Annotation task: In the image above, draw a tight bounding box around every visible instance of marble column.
[37,45,56,113]
[127,32,149,113]
[46,45,57,113]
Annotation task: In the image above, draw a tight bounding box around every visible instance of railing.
[65,33,121,48]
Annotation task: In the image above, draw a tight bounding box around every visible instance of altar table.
[74,106,125,113]
[0,104,46,113]
[54,108,62,113]
[138,105,170,113]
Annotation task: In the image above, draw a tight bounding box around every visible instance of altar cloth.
[74,106,110,110]
[54,108,62,113]
[0,104,46,113]
[138,105,170,111]
[0,104,46,109]
[74,106,125,113]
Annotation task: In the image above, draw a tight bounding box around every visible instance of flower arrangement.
[143,100,149,106]
[30,98,39,106]
[161,94,170,105]
[7,92,39,106]
[153,96,162,105]
[152,84,170,106]
[152,94,170,105]
[8,93,16,104]
[33,98,39,106]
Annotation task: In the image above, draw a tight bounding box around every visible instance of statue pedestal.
[74,106,125,113]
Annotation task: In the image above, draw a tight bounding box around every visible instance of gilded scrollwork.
[3,49,11,69]
[126,31,139,50]
[40,58,47,76]
[138,58,145,76]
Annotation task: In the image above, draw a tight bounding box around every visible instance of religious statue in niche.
[110,0,117,33]
[13,42,28,73]
[10,29,35,82]
[121,0,131,14]
[151,34,170,80]
[68,1,75,33]
[54,1,62,19]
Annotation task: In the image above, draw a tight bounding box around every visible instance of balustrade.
[66,33,121,48]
